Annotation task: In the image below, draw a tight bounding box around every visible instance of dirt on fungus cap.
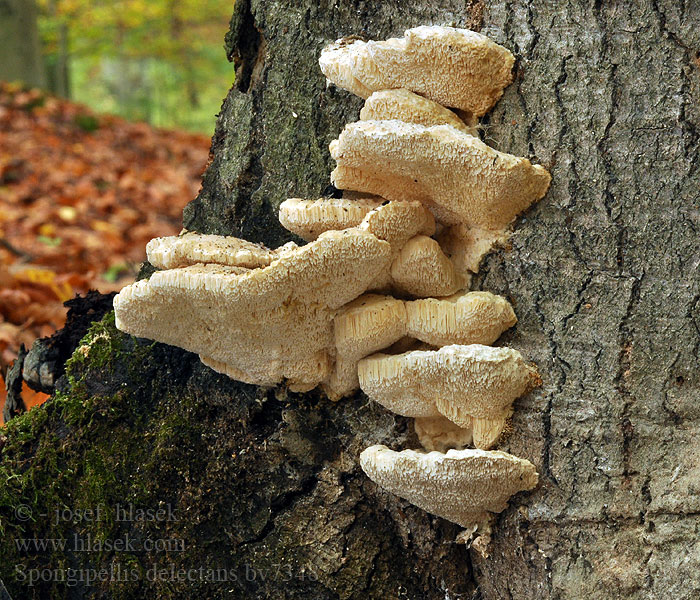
[360,89,478,136]
[359,445,539,529]
[319,26,515,116]
[114,228,392,391]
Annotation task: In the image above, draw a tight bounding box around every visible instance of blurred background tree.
[2,0,234,134]
[0,0,47,89]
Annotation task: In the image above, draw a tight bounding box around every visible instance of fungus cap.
[330,120,551,230]
[359,445,539,529]
[390,235,462,297]
[359,199,435,248]
[146,232,292,270]
[405,291,517,347]
[360,89,477,136]
[319,26,515,115]
[279,197,383,241]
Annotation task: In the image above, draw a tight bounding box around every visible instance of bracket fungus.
[114,229,391,391]
[360,89,478,136]
[145,231,298,270]
[330,119,551,230]
[389,235,463,297]
[358,345,538,449]
[113,25,549,554]
[278,197,383,241]
[405,291,517,347]
[319,26,515,116]
[360,445,538,550]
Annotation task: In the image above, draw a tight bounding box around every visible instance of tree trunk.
[1,1,699,599]
[0,0,46,89]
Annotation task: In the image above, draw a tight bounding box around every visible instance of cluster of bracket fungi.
[114,26,551,555]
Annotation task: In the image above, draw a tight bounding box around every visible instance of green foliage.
[36,0,234,133]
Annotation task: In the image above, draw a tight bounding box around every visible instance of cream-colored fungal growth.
[357,200,436,291]
[279,197,383,241]
[405,291,516,347]
[114,228,391,391]
[390,235,462,297]
[325,294,407,399]
[330,120,551,230]
[360,89,477,136]
[357,353,442,418]
[414,416,473,453]
[146,232,294,270]
[472,416,511,452]
[359,200,435,248]
[359,445,538,531]
[358,345,538,448]
[436,224,509,278]
[319,26,515,116]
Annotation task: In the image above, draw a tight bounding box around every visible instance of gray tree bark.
[1,1,698,599]
[0,0,46,89]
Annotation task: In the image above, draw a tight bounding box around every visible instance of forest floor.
[0,82,210,422]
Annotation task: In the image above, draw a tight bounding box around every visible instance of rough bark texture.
[1,1,699,599]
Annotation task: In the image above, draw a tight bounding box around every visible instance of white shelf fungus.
[389,235,463,297]
[360,89,478,136]
[358,345,538,449]
[359,445,538,537]
[114,229,391,391]
[358,199,435,249]
[146,232,295,270]
[319,26,515,116]
[279,197,383,241]
[330,120,551,230]
[405,291,517,346]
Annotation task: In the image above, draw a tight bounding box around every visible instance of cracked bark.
[1,1,699,599]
